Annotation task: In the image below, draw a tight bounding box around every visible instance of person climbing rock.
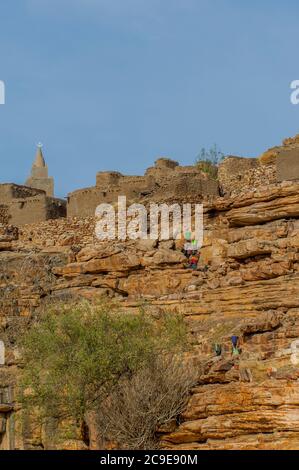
[182,230,192,257]
[188,251,199,270]
[213,343,222,356]
[231,335,241,356]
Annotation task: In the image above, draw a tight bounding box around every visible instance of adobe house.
[0,184,66,226]
[67,158,220,218]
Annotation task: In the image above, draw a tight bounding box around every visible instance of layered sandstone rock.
[1,181,299,449]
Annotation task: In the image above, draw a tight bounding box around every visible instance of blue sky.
[0,0,299,197]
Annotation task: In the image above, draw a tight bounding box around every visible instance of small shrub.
[195,144,224,180]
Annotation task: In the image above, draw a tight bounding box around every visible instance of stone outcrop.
[2,134,299,449]
[1,178,299,449]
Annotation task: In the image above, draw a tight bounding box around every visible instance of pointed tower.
[25,144,54,196]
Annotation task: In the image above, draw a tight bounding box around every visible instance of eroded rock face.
[1,181,299,449]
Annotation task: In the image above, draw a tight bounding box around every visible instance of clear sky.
[0,0,299,197]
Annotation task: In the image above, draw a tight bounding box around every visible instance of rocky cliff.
[1,178,299,449]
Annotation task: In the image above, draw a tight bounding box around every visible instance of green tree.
[19,302,189,430]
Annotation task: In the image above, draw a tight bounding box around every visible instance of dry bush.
[97,355,197,450]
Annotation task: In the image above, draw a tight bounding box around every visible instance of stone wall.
[117,175,155,200]
[0,184,66,226]
[96,171,123,187]
[0,184,44,202]
[222,163,277,197]
[67,187,106,218]
[0,205,9,225]
[277,148,299,182]
[8,196,66,226]
[218,156,259,195]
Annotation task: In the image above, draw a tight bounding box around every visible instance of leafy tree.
[19,301,189,440]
